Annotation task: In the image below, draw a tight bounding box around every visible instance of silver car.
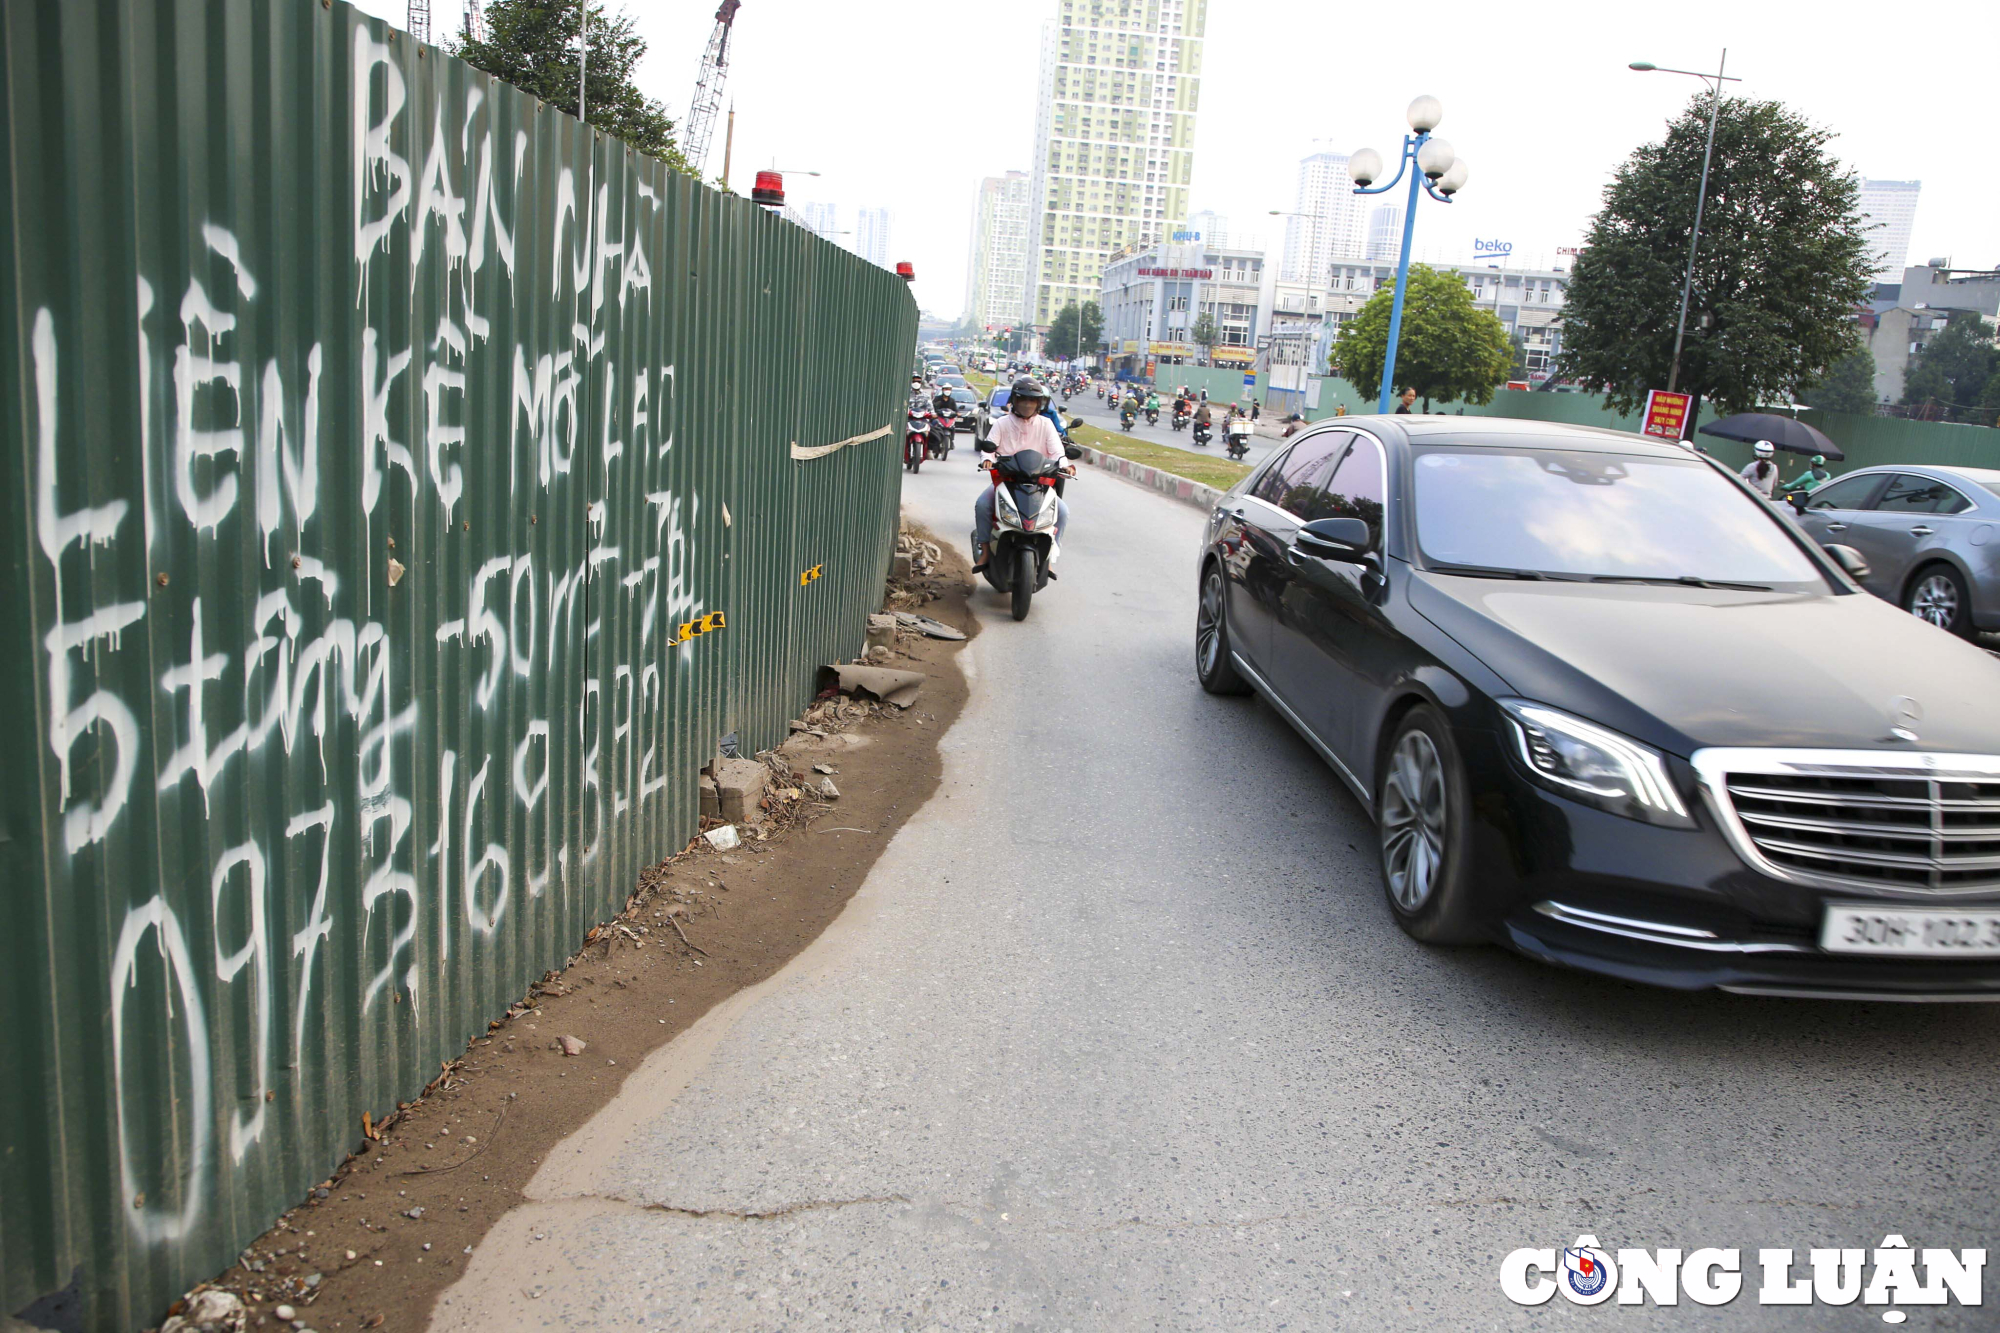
[1789,463,2000,637]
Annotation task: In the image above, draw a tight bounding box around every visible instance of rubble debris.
[820,664,924,708]
[702,825,741,851]
[698,773,720,820]
[865,613,898,651]
[710,757,768,824]
[555,1036,587,1057]
[895,612,966,641]
[160,1290,246,1333]
[816,777,840,800]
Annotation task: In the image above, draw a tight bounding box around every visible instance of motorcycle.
[1192,420,1212,448]
[974,434,1082,621]
[1225,417,1252,461]
[1095,383,1106,401]
[928,410,956,460]
[1172,408,1190,432]
[1145,407,1160,426]
[1119,405,1138,431]
[905,408,931,473]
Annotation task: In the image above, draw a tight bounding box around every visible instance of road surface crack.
[620,1193,913,1221]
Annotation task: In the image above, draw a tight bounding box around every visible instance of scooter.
[1145,405,1160,426]
[927,410,956,460]
[1119,405,1138,431]
[1225,418,1252,461]
[974,431,1082,621]
[1172,408,1190,432]
[905,409,931,473]
[1191,421,1212,447]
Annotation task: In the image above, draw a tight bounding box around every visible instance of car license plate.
[1821,904,2000,956]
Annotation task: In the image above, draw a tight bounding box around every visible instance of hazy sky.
[354,0,1996,321]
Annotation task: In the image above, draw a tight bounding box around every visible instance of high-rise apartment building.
[854,207,892,269]
[1365,204,1402,262]
[1025,0,1207,332]
[1281,151,1369,283]
[796,200,840,243]
[966,172,1033,331]
[1858,179,1921,281]
[1185,208,1228,247]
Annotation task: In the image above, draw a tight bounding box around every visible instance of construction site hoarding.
[0,1,915,1326]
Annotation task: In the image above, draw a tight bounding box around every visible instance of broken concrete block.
[698,773,720,820]
[703,824,741,851]
[866,613,898,652]
[712,757,768,824]
[556,1035,587,1056]
[816,776,840,800]
[890,553,914,581]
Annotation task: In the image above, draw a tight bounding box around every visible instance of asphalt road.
[1056,385,1289,469]
[435,459,2000,1330]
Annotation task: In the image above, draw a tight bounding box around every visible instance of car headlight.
[1498,700,1693,828]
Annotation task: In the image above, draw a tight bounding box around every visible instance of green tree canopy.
[1900,313,2000,424]
[1800,343,1879,415]
[1046,301,1103,361]
[456,1,691,171]
[1556,96,1873,423]
[1329,264,1512,407]
[1190,312,1218,351]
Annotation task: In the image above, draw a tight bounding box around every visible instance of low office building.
[1100,238,1266,373]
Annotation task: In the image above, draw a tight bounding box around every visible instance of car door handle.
[1909,526,1935,536]
[1824,522,1847,532]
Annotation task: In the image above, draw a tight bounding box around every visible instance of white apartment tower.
[1025,0,1207,332]
[966,172,1033,331]
[1365,204,1402,262]
[854,207,892,269]
[1281,150,1368,283]
[1858,179,1921,281]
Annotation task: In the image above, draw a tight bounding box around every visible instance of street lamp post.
[1269,208,1327,417]
[1629,53,1741,397]
[1350,96,1469,414]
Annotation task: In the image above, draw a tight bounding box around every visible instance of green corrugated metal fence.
[0,2,915,1327]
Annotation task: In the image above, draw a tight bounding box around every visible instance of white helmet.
[1753,441,1774,458]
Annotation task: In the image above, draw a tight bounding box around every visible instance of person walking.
[1249,398,1261,423]
[1395,388,1417,414]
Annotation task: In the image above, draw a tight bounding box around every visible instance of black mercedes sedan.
[1194,416,2000,999]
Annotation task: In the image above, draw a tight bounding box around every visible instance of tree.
[1190,312,1218,355]
[1900,313,2000,423]
[1800,344,1878,415]
[1556,96,1873,426]
[456,1,692,172]
[1508,333,1530,380]
[1329,264,1512,407]
[1045,301,1103,362]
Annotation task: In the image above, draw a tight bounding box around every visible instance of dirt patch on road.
[160,524,974,1333]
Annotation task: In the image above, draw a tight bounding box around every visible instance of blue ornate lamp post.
[1349,96,1470,414]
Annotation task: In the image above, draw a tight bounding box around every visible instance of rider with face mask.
[972,378,1073,572]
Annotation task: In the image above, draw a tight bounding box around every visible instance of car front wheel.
[1195,563,1250,695]
[1378,706,1481,944]
[1906,563,1973,638]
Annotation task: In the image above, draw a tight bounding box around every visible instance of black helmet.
[1011,376,1049,403]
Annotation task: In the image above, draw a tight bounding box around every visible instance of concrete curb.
[1077,446,1226,514]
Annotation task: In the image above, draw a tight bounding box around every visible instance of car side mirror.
[1787,492,1807,514]
[1295,517,1373,557]
[1822,542,1870,582]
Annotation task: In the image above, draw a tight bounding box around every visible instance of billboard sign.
[1641,389,1694,441]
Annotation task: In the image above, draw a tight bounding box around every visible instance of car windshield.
[1412,447,1826,589]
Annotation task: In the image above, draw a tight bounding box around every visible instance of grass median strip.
[964,370,997,397]
[1070,424,1252,491]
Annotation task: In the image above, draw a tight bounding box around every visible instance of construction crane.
[406,0,430,42]
[460,0,486,43]
[683,1,741,175]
